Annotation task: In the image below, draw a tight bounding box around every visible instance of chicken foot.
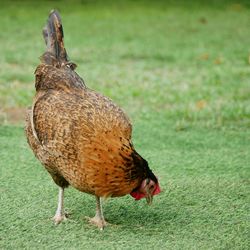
[87,196,108,230]
[53,187,67,224]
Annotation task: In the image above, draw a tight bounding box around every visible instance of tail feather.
[43,10,68,63]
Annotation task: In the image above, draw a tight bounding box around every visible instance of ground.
[0,0,249,249]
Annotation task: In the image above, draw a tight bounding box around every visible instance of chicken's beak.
[146,193,153,205]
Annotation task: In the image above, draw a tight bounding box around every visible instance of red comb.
[153,183,161,195]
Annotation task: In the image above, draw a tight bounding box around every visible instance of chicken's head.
[130,178,161,204]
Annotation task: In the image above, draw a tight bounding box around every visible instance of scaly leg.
[88,196,108,230]
[53,187,67,225]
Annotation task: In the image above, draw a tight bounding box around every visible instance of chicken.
[25,10,160,230]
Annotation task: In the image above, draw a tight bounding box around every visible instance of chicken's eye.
[66,63,77,70]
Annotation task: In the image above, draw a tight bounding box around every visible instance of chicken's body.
[25,10,160,229]
[26,64,144,197]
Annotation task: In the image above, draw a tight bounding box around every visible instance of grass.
[0,0,250,249]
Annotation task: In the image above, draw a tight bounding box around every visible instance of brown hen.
[25,10,160,229]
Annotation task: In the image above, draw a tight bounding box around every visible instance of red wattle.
[130,191,146,200]
[130,183,161,200]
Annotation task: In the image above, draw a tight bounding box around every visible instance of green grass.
[0,0,250,249]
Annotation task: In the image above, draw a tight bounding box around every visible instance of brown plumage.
[25,10,160,229]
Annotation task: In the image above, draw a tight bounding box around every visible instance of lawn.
[0,0,249,249]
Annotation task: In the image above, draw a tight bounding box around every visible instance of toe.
[85,216,108,230]
[53,214,67,225]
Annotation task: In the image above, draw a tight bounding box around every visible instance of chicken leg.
[53,187,67,224]
[88,196,108,230]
